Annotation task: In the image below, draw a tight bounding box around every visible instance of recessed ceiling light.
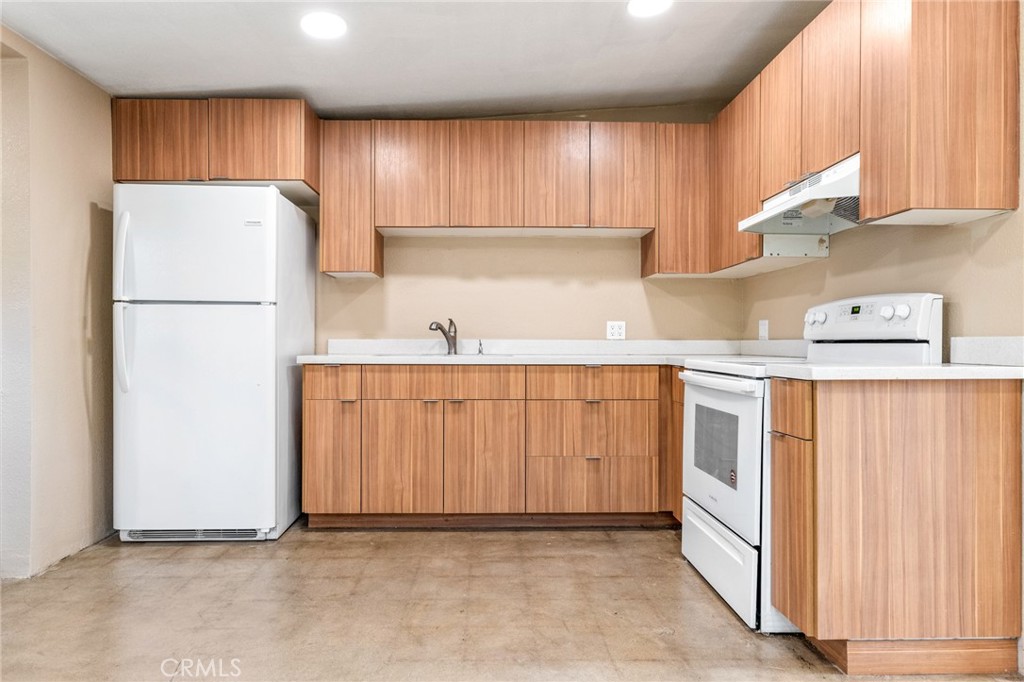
[301,11,347,39]
[627,0,673,18]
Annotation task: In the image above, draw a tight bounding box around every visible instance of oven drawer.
[682,497,758,629]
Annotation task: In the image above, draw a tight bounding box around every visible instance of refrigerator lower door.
[114,302,276,537]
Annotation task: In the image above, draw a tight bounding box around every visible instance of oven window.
[694,404,739,490]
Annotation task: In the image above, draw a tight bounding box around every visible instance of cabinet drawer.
[449,365,525,400]
[303,365,361,400]
[526,400,657,457]
[526,365,659,399]
[362,365,449,399]
[771,377,813,440]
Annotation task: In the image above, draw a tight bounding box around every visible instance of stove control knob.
[894,303,911,319]
[804,312,815,325]
[880,304,895,321]
[813,311,828,325]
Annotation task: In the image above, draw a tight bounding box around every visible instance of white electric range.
[679,293,944,633]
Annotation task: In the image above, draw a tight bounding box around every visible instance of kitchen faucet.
[428,318,458,355]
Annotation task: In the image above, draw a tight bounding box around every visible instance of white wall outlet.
[607,321,626,340]
[758,319,770,341]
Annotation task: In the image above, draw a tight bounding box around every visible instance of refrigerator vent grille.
[126,529,261,541]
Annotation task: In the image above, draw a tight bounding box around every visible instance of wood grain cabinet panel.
[771,432,817,635]
[112,99,209,181]
[642,123,710,276]
[861,0,1018,220]
[320,120,382,276]
[579,400,658,457]
[526,366,576,400]
[361,399,443,513]
[374,120,450,227]
[801,0,860,176]
[362,365,450,399]
[444,400,526,513]
[590,122,657,228]
[302,399,361,514]
[449,365,526,400]
[526,401,580,457]
[604,457,658,513]
[450,120,524,227]
[577,365,659,400]
[523,121,590,227]
[526,457,586,513]
[208,99,320,191]
[710,78,763,271]
[303,365,361,400]
[771,378,813,439]
[759,35,803,199]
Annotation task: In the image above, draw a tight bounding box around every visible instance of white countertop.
[298,337,1023,380]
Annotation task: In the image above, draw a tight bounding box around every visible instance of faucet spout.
[428,319,458,355]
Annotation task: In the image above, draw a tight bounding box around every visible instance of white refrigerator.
[113,184,314,541]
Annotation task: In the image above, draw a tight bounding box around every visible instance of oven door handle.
[679,370,761,396]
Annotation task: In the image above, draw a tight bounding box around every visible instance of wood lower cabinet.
[526,456,656,513]
[302,399,361,514]
[361,399,443,513]
[112,99,209,181]
[444,400,525,513]
[770,378,1022,675]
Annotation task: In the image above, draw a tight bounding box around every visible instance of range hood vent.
[739,154,861,235]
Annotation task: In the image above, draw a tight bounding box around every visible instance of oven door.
[680,370,764,546]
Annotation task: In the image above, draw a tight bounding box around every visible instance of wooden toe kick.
[808,637,1019,676]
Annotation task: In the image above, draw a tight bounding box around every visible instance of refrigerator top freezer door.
[114,184,278,303]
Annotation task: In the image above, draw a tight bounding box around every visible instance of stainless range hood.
[740,154,860,235]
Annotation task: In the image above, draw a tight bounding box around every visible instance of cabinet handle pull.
[585,399,602,404]
[584,364,602,369]
[585,456,601,461]
[337,399,357,403]
[422,399,440,404]
[448,399,464,404]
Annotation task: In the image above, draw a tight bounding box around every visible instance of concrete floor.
[1,526,1019,682]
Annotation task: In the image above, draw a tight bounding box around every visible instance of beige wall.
[0,27,113,577]
[315,237,743,350]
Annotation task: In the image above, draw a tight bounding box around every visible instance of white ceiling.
[1,1,827,119]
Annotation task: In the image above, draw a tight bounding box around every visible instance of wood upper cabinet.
[374,120,450,227]
[112,99,209,181]
[523,121,590,227]
[208,99,320,192]
[759,35,803,199]
[444,400,526,513]
[589,122,657,228]
[320,120,382,276]
[801,0,860,176]
[642,124,711,275]
[450,120,524,227]
[361,399,443,513]
[303,399,361,514]
[860,0,1018,222]
[710,78,763,271]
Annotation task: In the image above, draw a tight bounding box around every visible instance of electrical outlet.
[758,319,769,341]
[606,321,626,340]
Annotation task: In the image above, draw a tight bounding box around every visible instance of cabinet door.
[526,401,581,457]
[523,121,590,227]
[759,35,803,199]
[320,120,382,276]
[801,0,860,176]
[374,120,450,227]
[771,433,817,635]
[526,456,586,513]
[644,123,710,275]
[361,400,443,513]
[208,99,317,187]
[302,400,361,514]
[450,120,524,227]
[112,99,209,181]
[710,78,763,271]
[590,122,657,228]
[444,400,526,513]
[579,401,658,457]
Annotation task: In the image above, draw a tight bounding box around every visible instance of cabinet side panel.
[302,100,321,193]
[860,0,912,220]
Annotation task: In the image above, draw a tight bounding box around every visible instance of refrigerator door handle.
[114,302,130,392]
[113,211,130,300]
